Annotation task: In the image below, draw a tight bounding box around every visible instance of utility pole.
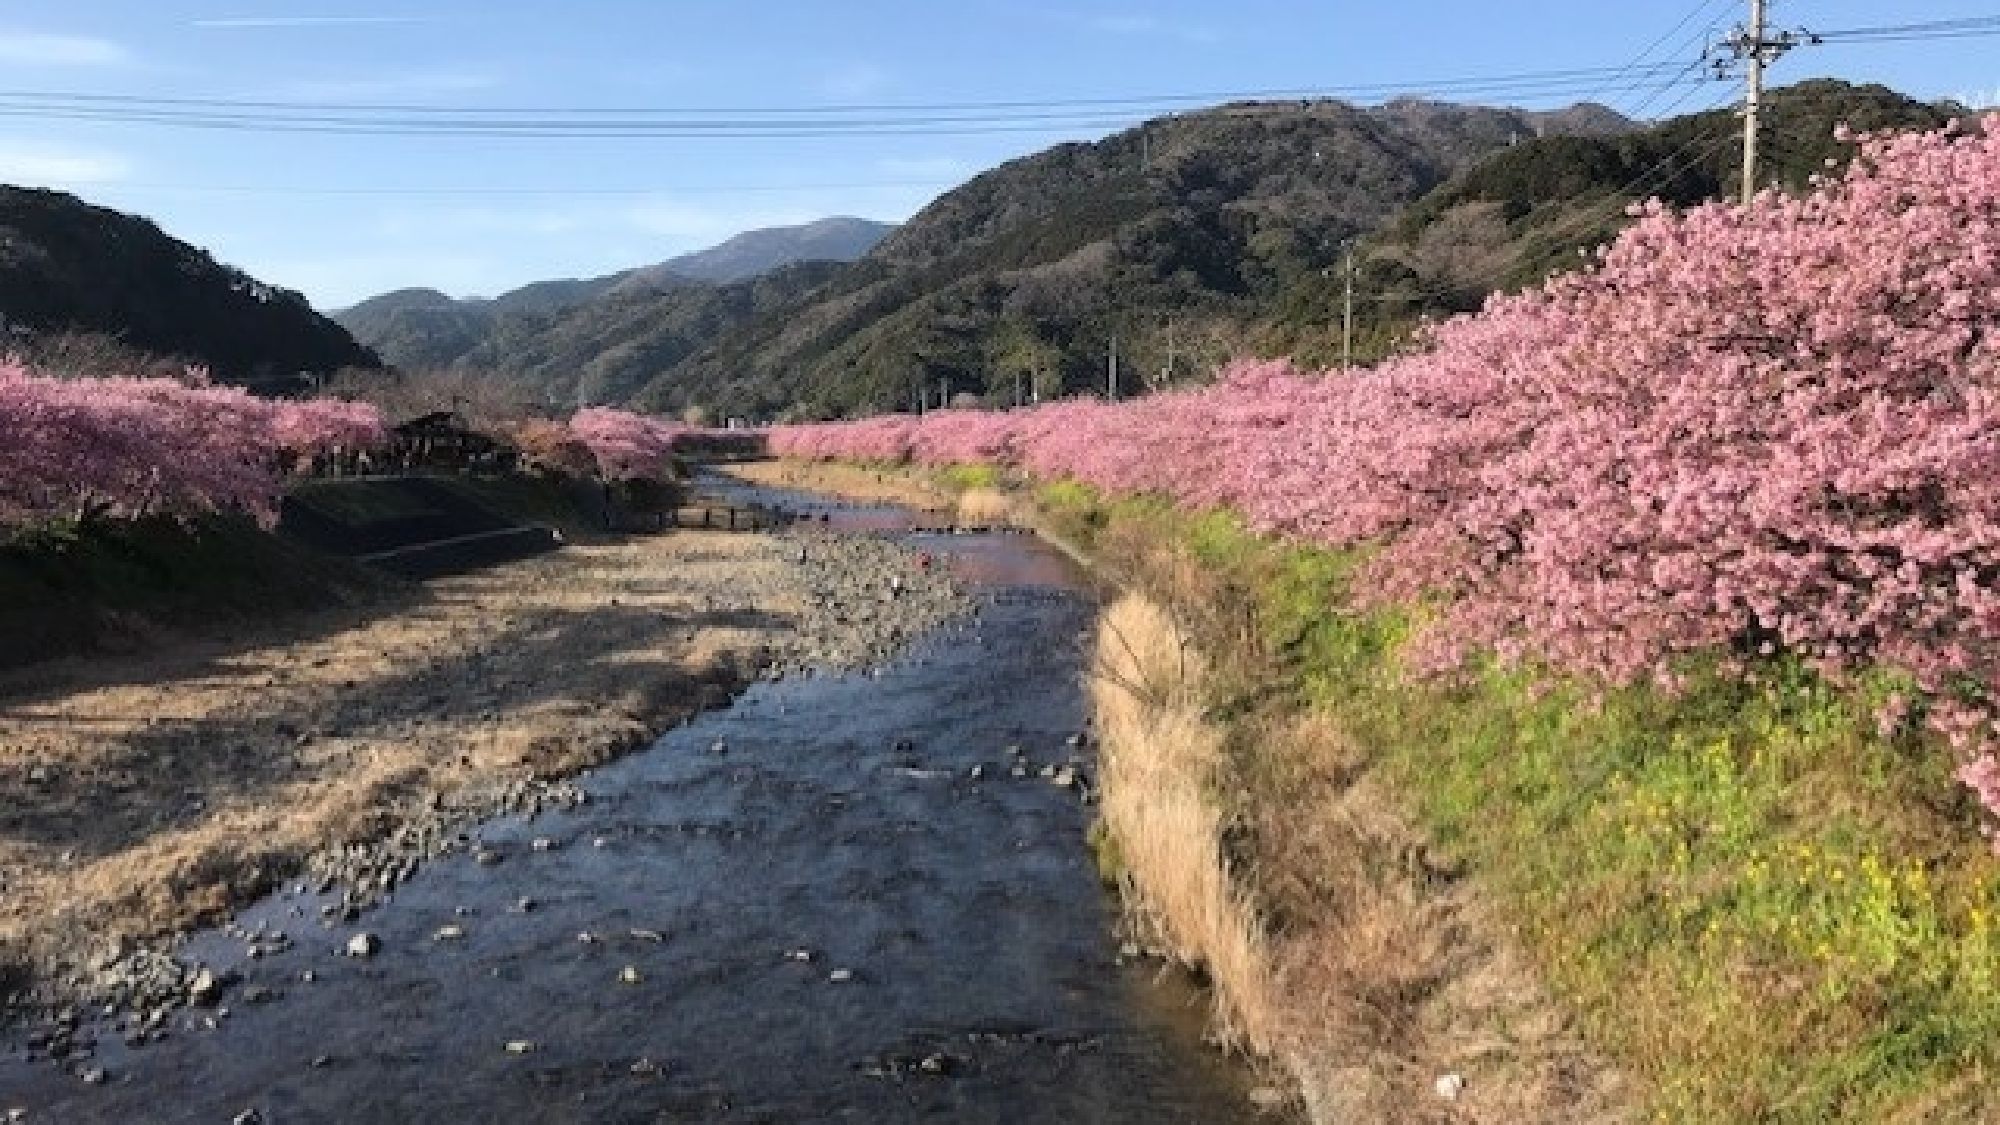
[1341,243,1356,370]
[1739,0,1767,205]
[1721,0,1816,205]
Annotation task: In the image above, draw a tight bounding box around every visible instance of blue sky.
[0,1,1993,308]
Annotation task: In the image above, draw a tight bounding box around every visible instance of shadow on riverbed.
[0,599,791,865]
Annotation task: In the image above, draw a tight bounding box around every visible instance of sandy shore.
[0,524,965,1013]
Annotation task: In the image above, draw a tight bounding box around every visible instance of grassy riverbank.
[761,457,2000,1123]
[1039,484,2000,1124]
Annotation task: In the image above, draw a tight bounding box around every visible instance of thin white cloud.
[0,140,132,186]
[1082,13,1218,44]
[192,16,430,29]
[0,30,130,67]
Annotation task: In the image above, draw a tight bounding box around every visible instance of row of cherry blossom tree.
[770,116,2000,826]
[0,361,685,530]
[0,365,387,528]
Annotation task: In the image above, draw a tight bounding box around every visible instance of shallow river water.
[1,480,1261,1123]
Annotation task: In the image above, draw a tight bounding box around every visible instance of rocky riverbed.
[0,481,1264,1123]
[0,522,966,1028]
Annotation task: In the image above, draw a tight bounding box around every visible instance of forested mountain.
[336,217,893,379]
[626,98,1633,419]
[0,186,378,387]
[336,80,1950,421]
[1262,80,1958,366]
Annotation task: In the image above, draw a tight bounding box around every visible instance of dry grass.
[1088,544,1624,1123]
[1090,594,1276,1052]
[0,533,795,997]
[954,487,1015,526]
[725,460,954,511]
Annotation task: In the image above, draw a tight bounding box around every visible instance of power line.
[99,177,963,199]
[1813,15,2000,43]
[1573,0,1734,110]
[0,66,1726,141]
[0,61,1706,120]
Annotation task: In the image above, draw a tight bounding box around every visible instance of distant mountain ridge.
[336,217,894,374]
[627,96,1639,417]
[0,185,378,386]
[347,87,1943,421]
[650,216,897,284]
[341,96,1638,415]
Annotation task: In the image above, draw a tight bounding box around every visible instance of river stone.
[1248,1086,1288,1111]
[187,967,230,1007]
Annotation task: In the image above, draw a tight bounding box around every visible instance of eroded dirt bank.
[0,526,964,1015]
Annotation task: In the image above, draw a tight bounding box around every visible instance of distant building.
[387,411,515,473]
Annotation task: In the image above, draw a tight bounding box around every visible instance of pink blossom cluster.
[273,397,389,456]
[568,407,687,481]
[770,116,2000,827]
[0,364,386,528]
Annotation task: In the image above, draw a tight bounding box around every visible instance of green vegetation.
[0,186,377,388]
[935,463,1002,491]
[1270,80,1956,367]
[1036,482,2000,1123]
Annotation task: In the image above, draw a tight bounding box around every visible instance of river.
[0,476,1263,1123]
